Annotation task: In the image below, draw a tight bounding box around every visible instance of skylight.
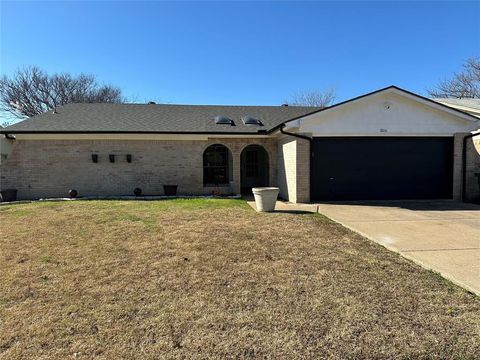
[214,116,235,125]
[242,116,263,126]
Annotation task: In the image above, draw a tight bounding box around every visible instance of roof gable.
[274,86,479,133]
[285,86,479,136]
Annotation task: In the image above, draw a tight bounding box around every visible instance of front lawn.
[0,199,478,359]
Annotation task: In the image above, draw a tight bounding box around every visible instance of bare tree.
[284,88,336,107]
[429,57,480,98]
[0,66,125,118]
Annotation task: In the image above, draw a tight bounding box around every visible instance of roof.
[433,98,480,110]
[432,98,480,118]
[0,103,320,134]
[3,86,478,136]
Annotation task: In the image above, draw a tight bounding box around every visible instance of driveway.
[317,200,480,295]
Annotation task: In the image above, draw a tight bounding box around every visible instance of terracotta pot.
[0,189,17,202]
[163,185,178,196]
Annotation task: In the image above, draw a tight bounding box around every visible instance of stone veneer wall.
[0,137,277,200]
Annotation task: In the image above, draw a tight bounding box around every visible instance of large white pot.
[252,187,280,212]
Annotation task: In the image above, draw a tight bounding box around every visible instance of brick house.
[1,86,479,202]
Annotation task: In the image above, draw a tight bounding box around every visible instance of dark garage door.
[311,137,453,201]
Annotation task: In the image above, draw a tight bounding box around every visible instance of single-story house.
[1,86,479,202]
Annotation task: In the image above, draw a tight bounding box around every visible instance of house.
[1,86,479,202]
[432,98,480,118]
[0,125,13,165]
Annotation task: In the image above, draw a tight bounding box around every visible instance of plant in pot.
[252,187,280,212]
[163,185,178,196]
[0,189,18,202]
[134,188,142,196]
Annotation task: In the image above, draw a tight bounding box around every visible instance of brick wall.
[295,138,310,203]
[465,135,480,202]
[0,137,277,200]
[277,135,310,203]
[453,133,466,201]
[277,136,297,201]
[453,133,480,202]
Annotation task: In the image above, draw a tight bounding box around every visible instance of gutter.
[462,130,480,201]
[0,130,269,136]
[279,123,312,142]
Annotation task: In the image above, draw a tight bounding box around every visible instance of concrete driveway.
[317,201,480,295]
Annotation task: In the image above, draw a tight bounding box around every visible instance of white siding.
[294,91,479,136]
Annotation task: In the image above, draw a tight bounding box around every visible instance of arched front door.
[240,145,269,194]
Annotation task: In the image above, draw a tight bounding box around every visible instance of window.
[203,144,230,186]
[214,116,235,125]
[241,116,263,126]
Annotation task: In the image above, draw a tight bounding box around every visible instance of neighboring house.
[433,98,480,119]
[0,125,14,165]
[1,86,479,202]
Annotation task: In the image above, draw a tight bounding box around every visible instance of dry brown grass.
[0,199,479,359]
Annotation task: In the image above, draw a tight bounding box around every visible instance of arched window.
[203,144,231,186]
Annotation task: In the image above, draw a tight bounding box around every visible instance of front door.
[241,145,269,193]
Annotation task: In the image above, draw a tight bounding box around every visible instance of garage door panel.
[311,137,453,201]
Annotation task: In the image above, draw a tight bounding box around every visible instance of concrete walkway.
[316,200,480,295]
[248,199,480,295]
[246,199,318,214]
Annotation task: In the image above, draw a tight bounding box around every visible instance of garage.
[311,137,454,201]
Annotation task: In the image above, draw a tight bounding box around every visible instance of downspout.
[462,130,480,201]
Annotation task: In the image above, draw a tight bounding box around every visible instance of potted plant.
[163,185,178,196]
[252,187,280,212]
[0,189,18,202]
[134,188,142,196]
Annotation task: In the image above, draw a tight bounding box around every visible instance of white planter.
[252,187,280,212]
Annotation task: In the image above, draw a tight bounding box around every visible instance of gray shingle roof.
[1,103,320,134]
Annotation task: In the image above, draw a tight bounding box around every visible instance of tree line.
[1,57,478,121]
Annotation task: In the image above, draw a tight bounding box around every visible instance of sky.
[1,1,479,111]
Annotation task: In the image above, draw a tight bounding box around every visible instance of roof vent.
[282,103,289,107]
[214,116,235,125]
[242,116,263,126]
[147,101,156,104]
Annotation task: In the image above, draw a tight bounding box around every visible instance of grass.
[0,199,479,359]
